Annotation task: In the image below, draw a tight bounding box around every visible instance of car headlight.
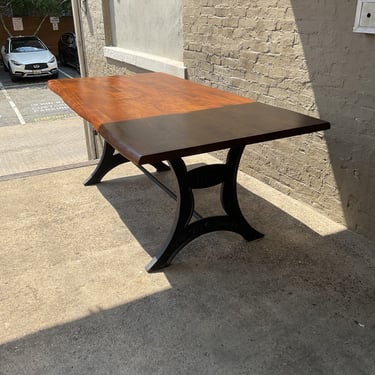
[10,59,22,66]
[48,56,56,64]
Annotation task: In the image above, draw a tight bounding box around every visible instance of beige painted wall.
[78,0,375,242]
[109,0,183,61]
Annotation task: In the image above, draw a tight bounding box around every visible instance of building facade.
[76,0,375,242]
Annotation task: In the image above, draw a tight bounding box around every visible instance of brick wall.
[183,0,375,241]
[80,0,375,241]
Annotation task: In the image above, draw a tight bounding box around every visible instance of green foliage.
[9,0,72,16]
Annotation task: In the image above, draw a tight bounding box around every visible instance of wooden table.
[48,72,330,272]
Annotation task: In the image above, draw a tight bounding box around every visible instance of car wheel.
[59,52,66,66]
[51,71,59,79]
[9,69,20,82]
[75,60,81,74]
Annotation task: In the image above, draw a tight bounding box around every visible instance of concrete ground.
[0,116,89,178]
[0,118,374,374]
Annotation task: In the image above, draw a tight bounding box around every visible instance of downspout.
[71,0,98,160]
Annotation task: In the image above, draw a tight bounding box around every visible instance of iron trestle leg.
[84,140,169,186]
[146,146,264,272]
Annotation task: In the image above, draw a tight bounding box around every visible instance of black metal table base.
[85,141,263,272]
[84,141,169,186]
[146,145,263,272]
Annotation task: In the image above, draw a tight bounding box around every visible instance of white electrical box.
[354,0,375,33]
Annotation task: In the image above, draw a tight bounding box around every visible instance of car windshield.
[10,38,46,53]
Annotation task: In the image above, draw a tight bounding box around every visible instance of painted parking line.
[0,81,26,125]
[3,82,46,90]
[58,68,74,79]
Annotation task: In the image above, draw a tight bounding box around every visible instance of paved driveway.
[0,64,80,127]
[0,64,89,176]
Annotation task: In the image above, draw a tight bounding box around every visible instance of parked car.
[58,32,80,73]
[1,35,58,82]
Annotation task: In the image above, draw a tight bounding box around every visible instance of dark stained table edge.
[99,102,330,166]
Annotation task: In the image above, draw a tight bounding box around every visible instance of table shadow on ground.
[1,164,374,375]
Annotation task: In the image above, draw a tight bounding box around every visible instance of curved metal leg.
[146,158,195,272]
[151,162,170,172]
[84,141,129,186]
[221,147,264,241]
[84,141,170,186]
[146,147,263,272]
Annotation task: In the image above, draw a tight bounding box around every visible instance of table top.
[48,72,330,165]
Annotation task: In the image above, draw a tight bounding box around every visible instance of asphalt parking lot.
[0,64,80,127]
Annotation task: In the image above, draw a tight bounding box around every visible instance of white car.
[1,35,58,82]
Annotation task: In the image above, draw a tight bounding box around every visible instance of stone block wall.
[79,0,375,241]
